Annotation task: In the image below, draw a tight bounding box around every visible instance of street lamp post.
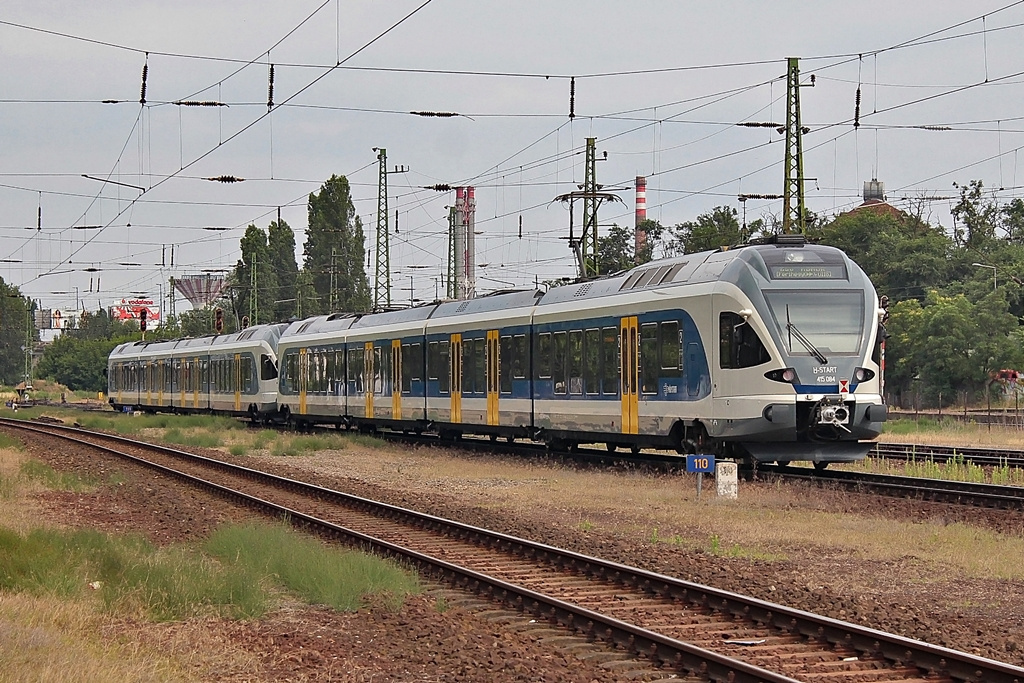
[972,263,997,291]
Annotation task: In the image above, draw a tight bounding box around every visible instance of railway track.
[761,464,1024,510]
[3,417,1022,683]
[873,442,1024,469]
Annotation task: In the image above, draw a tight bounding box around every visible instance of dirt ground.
[9,427,1024,681]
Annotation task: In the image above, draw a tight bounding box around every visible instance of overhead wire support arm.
[553,138,621,279]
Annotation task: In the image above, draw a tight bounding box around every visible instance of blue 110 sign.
[685,454,715,473]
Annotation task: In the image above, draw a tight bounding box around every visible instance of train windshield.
[763,290,864,356]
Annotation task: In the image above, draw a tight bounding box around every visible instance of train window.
[347,348,362,393]
[537,332,551,379]
[261,354,277,381]
[337,350,346,394]
[286,352,299,393]
[552,331,567,394]
[380,345,390,395]
[499,336,512,394]
[324,350,335,394]
[512,335,527,380]
[438,341,450,394]
[472,337,486,394]
[601,327,618,395]
[720,312,771,369]
[584,328,600,395]
[402,344,412,393]
[568,330,583,394]
[640,323,659,394]
[461,339,474,393]
[660,321,681,378]
[409,343,422,382]
[427,342,440,380]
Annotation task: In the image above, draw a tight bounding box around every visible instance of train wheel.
[506,435,515,444]
[813,461,830,471]
[490,434,498,442]
[776,460,791,467]
[606,443,617,453]
[630,444,641,455]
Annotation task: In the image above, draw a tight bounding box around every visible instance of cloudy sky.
[2,1,1023,315]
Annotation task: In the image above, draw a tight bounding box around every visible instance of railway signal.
[214,307,224,334]
[139,307,147,339]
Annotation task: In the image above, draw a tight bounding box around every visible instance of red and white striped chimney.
[635,176,648,256]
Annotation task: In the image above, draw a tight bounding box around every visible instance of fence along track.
[3,418,1022,683]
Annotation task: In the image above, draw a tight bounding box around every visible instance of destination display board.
[768,263,847,280]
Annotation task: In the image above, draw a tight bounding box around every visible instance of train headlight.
[764,368,796,383]
[854,367,875,382]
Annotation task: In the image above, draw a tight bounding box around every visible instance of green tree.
[0,278,34,385]
[233,224,278,326]
[67,308,135,341]
[951,180,999,249]
[596,223,635,274]
[1002,198,1024,244]
[816,209,952,302]
[666,206,741,255]
[304,175,369,314]
[885,290,1022,406]
[268,219,299,320]
[634,218,665,265]
[36,335,131,392]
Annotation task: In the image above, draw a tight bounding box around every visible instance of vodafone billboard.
[109,299,161,326]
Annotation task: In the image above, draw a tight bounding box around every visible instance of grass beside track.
[0,421,420,681]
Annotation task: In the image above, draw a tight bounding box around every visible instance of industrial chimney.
[635,176,647,256]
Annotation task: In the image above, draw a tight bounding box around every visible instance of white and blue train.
[108,236,888,466]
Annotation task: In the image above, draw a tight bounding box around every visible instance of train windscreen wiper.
[786,305,828,365]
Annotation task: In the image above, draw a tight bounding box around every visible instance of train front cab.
[708,244,888,466]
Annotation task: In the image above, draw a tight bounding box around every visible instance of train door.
[298,348,308,415]
[145,361,153,406]
[234,353,242,412]
[364,342,374,418]
[392,340,402,420]
[620,317,639,434]
[450,334,462,423]
[157,360,164,406]
[486,329,499,425]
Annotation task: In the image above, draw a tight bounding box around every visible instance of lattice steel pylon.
[782,57,807,234]
[581,137,599,277]
[249,251,258,325]
[373,148,391,311]
[446,205,457,299]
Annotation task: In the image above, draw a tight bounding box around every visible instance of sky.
[2,1,1024,317]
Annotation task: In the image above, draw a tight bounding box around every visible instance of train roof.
[256,238,867,341]
[431,289,543,319]
[107,322,289,359]
[538,238,860,305]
